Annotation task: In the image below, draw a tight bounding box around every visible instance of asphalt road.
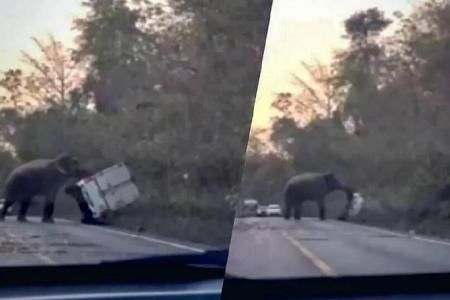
[225,217,450,279]
[0,217,206,266]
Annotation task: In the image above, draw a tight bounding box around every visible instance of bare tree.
[271,60,342,126]
[21,34,82,106]
[0,34,82,111]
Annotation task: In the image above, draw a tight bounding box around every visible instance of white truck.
[76,163,140,219]
[239,199,259,217]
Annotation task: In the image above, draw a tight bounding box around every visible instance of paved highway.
[0,217,206,266]
[225,217,450,279]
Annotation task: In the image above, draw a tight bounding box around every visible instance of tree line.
[244,0,450,237]
[0,0,273,246]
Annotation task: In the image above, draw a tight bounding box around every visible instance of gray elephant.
[283,172,355,221]
[0,153,86,223]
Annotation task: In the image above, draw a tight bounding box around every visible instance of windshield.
[226,0,450,281]
[0,0,272,268]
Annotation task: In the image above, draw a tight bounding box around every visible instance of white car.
[265,204,282,217]
[256,205,267,217]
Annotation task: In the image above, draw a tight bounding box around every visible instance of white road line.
[281,231,337,277]
[332,220,407,237]
[91,226,205,253]
[0,289,221,300]
[35,254,55,265]
[334,220,450,246]
[413,236,450,247]
[360,226,407,238]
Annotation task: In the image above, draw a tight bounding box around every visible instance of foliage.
[0,35,82,111]
[0,0,272,246]
[247,1,450,233]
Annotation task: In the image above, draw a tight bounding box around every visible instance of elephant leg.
[0,199,14,220]
[293,204,301,220]
[42,190,57,223]
[17,198,31,222]
[42,201,55,223]
[318,199,326,221]
[283,202,292,220]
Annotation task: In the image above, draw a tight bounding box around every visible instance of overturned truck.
[73,163,140,221]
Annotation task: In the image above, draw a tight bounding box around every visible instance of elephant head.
[52,153,87,179]
[324,172,353,195]
[321,172,357,221]
[327,173,357,221]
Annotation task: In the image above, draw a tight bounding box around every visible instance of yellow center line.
[282,231,337,277]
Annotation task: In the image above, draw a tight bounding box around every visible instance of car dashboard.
[221,272,450,300]
[0,279,223,300]
[0,250,227,300]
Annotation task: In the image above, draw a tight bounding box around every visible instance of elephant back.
[4,159,58,192]
[284,172,328,199]
[8,159,54,178]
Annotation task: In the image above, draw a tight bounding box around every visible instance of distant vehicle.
[240,199,259,217]
[0,198,11,215]
[76,163,140,219]
[265,204,282,217]
[257,205,267,217]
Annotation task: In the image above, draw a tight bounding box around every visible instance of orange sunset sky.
[0,0,421,129]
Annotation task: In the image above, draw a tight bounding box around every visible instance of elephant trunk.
[335,185,354,199]
[336,185,355,221]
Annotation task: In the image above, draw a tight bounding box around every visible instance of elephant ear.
[54,160,68,175]
[54,152,74,175]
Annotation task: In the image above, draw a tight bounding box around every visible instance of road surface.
[226,217,450,279]
[0,217,206,266]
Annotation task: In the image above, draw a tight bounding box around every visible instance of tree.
[264,1,450,233]
[167,0,273,158]
[0,0,274,246]
[0,35,82,111]
[73,0,158,114]
[0,69,26,109]
[272,60,343,127]
[333,8,392,134]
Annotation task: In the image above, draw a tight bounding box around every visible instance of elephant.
[283,172,355,221]
[0,153,87,223]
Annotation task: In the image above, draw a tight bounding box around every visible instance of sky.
[0,0,83,72]
[0,0,420,127]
